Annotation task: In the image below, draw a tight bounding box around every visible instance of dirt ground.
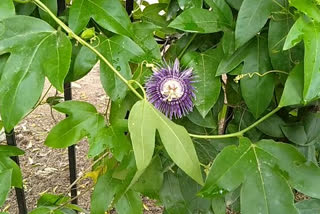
[1,65,163,213]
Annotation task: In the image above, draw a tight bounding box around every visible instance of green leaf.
[301,21,320,101]
[115,190,143,214]
[289,0,320,22]
[187,108,217,129]
[99,35,145,101]
[128,100,156,171]
[279,64,304,107]
[0,121,3,131]
[132,156,164,199]
[160,171,211,213]
[168,8,231,33]
[216,39,254,76]
[200,138,299,214]
[91,171,120,214]
[68,0,132,36]
[39,0,57,27]
[268,14,295,72]
[240,36,274,118]
[222,29,235,56]
[65,42,98,82]
[283,17,305,50]
[45,101,105,148]
[235,0,274,48]
[0,16,72,131]
[0,169,12,206]
[0,156,23,188]
[160,172,190,213]
[178,0,203,10]
[281,124,308,145]
[211,196,226,214]
[205,0,233,26]
[296,199,320,214]
[226,0,243,10]
[37,194,68,206]
[132,22,161,61]
[259,140,320,199]
[15,2,36,15]
[89,122,131,161]
[0,0,15,20]
[182,47,223,118]
[0,54,9,79]
[283,17,320,101]
[0,145,24,156]
[256,114,285,138]
[141,3,170,28]
[128,100,203,185]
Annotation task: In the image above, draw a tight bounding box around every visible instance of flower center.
[160,79,184,102]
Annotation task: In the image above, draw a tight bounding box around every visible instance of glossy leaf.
[268,14,295,72]
[0,169,12,206]
[235,0,274,48]
[283,17,320,101]
[91,171,120,214]
[128,100,203,185]
[0,145,25,156]
[115,190,143,214]
[66,44,98,82]
[296,199,320,214]
[160,172,190,213]
[169,8,231,33]
[283,17,305,50]
[132,156,164,199]
[0,16,71,131]
[178,0,203,10]
[256,114,285,138]
[132,22,161,61]
[226,0,243,10]
[160,171,211,213]
[39,0,57,27]
[182,47,223,118]
[45,101,105,148]
[69,0,132,36]
[88,123,131,160]
[0,0,15,20]
[240,36,274,118]
[141,3,169,28]
[205,0,233,26]
[289,0,320,22]
[200,138,301,214]
[0,154,23,188]
[279,64,304,107]
[216,39,253,76]
[302,21,320,101]
[15,2,36,15]
[128,100,156,171]
[99,35,145,101]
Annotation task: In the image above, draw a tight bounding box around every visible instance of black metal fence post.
[64,83,78,204]
[5,130,27,214]
[57,0,78,205]
[126,0,134,20]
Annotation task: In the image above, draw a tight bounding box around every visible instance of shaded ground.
[1,65,162,213]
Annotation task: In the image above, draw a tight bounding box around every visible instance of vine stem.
[189,107,281,139]
[31,0,282,140]
[32,0,144,100]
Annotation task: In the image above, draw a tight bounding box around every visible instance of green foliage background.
[1,0,320,213]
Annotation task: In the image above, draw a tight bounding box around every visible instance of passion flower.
[145,59,195,119]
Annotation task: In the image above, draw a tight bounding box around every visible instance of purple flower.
[146,59,195,119]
